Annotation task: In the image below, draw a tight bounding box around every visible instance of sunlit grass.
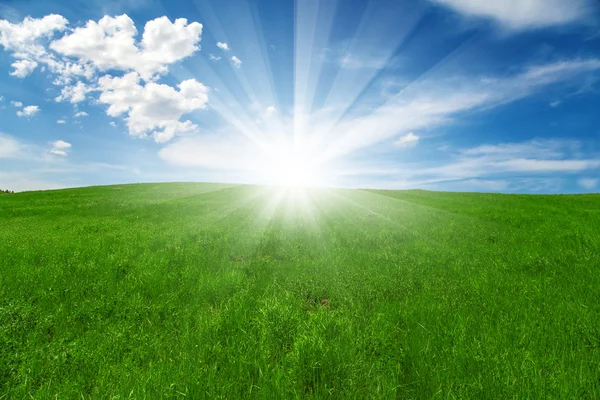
[1,183,599,398]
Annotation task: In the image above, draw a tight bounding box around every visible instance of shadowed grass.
[1,183,599,398]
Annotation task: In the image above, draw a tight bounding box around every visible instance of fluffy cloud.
[216,42,229,51]
[57,119,66,124]
[10,101,22,107]
[74,111,88,117]
[431,0,593,30]
[50,15,203,80]
[56,81,90,103]
[16,105,39,117]
[231,56,242,68]
[10,59,38,78]
[49,139,71,157]
[0,14,68,77]
[52,140,71,149]
[97,72,209,142]
[1,14,210,143]
[393,132,419,148]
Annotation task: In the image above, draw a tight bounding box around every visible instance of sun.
[263,145,321,187]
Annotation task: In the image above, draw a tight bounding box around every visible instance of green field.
[1,183,599,398]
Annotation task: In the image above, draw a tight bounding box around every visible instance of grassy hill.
[1,183,599,398]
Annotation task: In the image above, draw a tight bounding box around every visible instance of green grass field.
[1,183,599,398]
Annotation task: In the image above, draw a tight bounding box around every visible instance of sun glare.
[265,146,321,188]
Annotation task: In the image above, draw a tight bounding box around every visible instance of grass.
[1,183,599,398]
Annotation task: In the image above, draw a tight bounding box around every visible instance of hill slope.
[1,183,599,398]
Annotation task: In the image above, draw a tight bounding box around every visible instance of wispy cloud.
[316,58,600,161]
[393,132,419,149]
[0,171,66,192]
[158,56,600,189]
[416,139,598,182]
[578,178,598,190]
[430,0,595,30]
[0,133,23,158]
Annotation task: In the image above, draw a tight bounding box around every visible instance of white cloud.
[16,105,39,117]
[109,121,117,127]
[335,137,600,192]
[74,111,88,117]
[318,59,600,161]
[419,139,599,182]
[0,134,22,158]
[50,15,203,80]
[10,100,22,107]
[393,132,419,148]
[209,54,221,61]
[52,140,71,149]
[231,56,242,68]
[51,62,96,86]
[578,178,598,189]
[0,95,3,101]
[460,139,577,159]
[0,14,68,77]
[49,149,68,157]
[216,42,229,51]
[1,14,210,144]
[496,159,599,173]
[10,59,38,78]
[57,119,66,124]
[550,100,561,107]
[430,0,593,30]
[97,72,209,142]
[56,81,90,103]
[48,139,71,157]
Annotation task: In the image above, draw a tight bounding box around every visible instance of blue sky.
[1,0,599,193]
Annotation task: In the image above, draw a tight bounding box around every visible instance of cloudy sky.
[1,0,599,192]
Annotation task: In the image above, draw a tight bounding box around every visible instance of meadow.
[1,183,599,398]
